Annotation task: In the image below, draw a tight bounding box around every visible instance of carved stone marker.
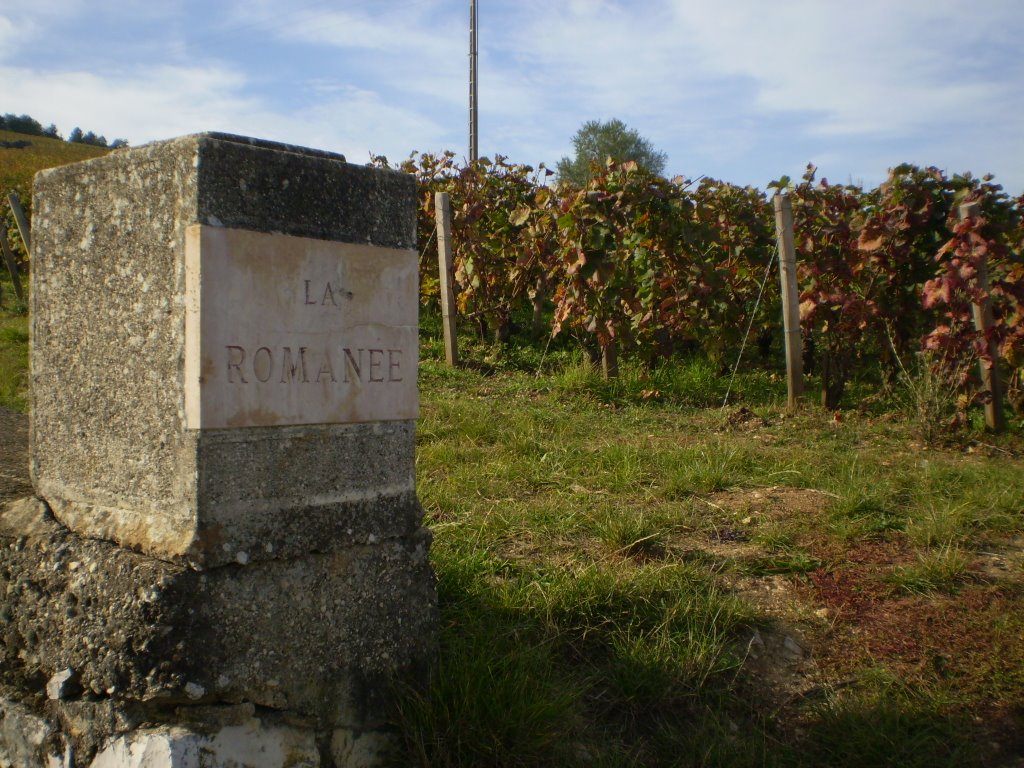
[0,133,437,767]
[30,134,426,567]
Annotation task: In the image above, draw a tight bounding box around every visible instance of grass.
[0,304,28,411]
[2,295,1022,764]
[800,682,976,768]
[268,309,1024,763]
[396,315,1024,766]
[888,543,971,595]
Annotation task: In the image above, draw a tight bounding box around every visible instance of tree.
[556,118,667,186]
[67,127,84,143]
[0,113,44,136]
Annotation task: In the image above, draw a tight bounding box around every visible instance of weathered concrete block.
[0,499,435,719]
[30,133,419,566]
[0,498,436,761]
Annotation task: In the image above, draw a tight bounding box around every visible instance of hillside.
[1,129,109,201]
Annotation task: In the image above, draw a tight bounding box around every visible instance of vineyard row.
[376,153,1024,414]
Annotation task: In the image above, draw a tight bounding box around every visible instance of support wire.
[721,244,779,410]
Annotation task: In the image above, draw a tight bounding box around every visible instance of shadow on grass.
[387,544,986,768]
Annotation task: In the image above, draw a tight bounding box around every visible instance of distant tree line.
[0,112,127,148]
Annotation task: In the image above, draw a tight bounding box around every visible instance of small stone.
[814,608,830,619]
[781,635,806,661]
[235,551,249,565]
[747,629,765,657]
[184,682,206,700]
[46,668,80,700]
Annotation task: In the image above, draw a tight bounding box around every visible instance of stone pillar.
[0,133,437,767]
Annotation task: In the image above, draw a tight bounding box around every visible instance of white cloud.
[273,7,452,58]
[0,16,17,52]
[667,0,1024,136]
[0,13,37,60]
[0,65,265,142]
[292,86,452,161]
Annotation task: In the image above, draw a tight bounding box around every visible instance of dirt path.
[0,407,31,502]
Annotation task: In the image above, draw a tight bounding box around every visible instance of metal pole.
[469,0,478,163]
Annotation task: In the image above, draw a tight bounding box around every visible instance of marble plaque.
[185,225,418,429]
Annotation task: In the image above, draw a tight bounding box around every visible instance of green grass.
[888,543,971,595]
[800,684,976,767]
[394,317,1024,766]
[0,308,28,411]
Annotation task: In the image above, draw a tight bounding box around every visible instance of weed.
[752,524,795,552]
[904,501,971,548]
[891,348,974,445]
[736,549,821,577]
[663,442,757,498]
[889,543,970,595]
[593,511,667,560]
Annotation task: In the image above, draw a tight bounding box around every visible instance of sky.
[2,0,1023,194]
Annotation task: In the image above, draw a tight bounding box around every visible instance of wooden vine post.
[8,192,31,253]
[434,191,459,366]
[0,227,25,304]
[601,339,618,380]
[2,191,29,304]
[960,202,1004,432]
[773,193,803,409]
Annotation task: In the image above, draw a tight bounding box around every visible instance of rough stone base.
[87,719,326,768]
[0,498,436,766]
[0,701,398,768]
[0,698,65,768]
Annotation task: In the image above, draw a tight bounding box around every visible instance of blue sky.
[3,0,1023,193]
